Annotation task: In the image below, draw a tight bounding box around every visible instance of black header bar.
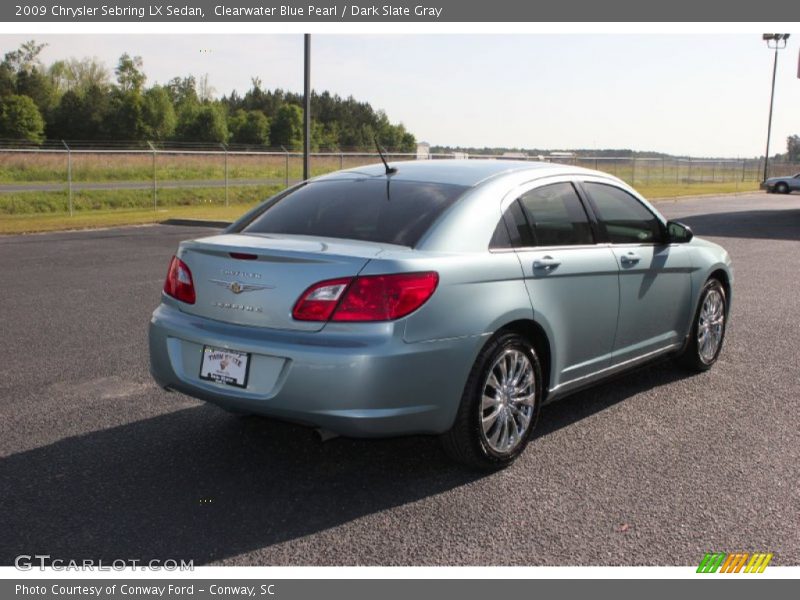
[3,0,799,22]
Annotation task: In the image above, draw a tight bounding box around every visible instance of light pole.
[303,34,311,181]
[762,33,790,183]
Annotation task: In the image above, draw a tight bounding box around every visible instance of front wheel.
[441,332,542,469]
[677,278,728,372]
[776,182,790,194]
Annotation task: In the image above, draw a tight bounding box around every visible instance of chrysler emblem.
[210,279,274,294]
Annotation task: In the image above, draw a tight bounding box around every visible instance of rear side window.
[489,218,512,249]
[498,200,535,248]
[583,182,663,244]
[240,179,467,247]
[517,182,594,246]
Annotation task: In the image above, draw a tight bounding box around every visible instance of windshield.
[238,178,467,247]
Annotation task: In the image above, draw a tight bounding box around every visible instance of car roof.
[316,159,598,187]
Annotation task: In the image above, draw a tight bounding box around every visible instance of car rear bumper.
[149,302,482,437]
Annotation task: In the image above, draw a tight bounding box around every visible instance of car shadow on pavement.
[0,360,689,567]
[679,207,800,241]
[536,358,687,439]
[0,403,479,566]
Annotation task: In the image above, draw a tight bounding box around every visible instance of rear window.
[239,179,467,247]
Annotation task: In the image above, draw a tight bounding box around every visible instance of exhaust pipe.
[315,428,339,442]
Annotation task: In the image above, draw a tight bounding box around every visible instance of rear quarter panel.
[360,251,532,344]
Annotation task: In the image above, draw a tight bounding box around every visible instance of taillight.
[292,272,438,322]
[334,273,439,321]
[163,256,196,304]
[291,277,352,321]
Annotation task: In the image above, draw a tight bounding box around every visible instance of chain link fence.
[0,140,797,216]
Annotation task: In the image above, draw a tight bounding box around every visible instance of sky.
[2,33,798,158]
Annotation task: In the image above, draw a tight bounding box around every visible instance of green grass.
[0,183,283,234]
[0,162,286,184]
[0,204,258,235]
[0,184,282,215]
[636,181,759,199]
[0,180,763,235]
[0,153,767,191]
[0,153,383,184]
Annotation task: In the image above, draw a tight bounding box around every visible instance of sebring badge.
[209,279,274,294]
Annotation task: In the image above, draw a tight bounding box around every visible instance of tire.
[441,331,542,470]
[677,278,727,372]
[776,182,789,194]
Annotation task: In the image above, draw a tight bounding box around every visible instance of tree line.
[432,143,800,161]
[0,40,417,151]
[787,135,800,163]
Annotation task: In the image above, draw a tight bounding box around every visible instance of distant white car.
[761,173,800,194]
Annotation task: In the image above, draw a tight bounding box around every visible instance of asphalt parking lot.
[1,192,798,566]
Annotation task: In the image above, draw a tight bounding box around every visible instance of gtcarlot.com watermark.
[15,555,194,571]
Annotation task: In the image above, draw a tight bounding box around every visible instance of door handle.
[619,252,641,266]
[533,256,561,271]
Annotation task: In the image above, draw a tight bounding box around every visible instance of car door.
[580,180,693,364]
[499,179,620,388]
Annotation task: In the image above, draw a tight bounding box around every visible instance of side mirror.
[666,220,694,243]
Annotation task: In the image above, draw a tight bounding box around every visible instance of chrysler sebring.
[149,160,733,468]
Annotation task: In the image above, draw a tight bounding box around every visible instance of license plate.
[199,346,250,388]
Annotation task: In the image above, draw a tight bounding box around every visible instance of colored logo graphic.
[697,552,773,573]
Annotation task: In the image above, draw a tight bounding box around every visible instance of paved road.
[0,177,296,193]
[0,192,798,566]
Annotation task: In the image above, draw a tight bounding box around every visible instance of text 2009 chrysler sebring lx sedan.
[149,160,733,468]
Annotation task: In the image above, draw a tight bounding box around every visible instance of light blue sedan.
[762,172,800,194]
[149,160,733,468]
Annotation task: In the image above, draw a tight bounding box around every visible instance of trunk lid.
[176,233,386,331]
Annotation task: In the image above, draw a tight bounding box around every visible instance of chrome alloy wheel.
[697,288,725,364]
[480,349,536,454]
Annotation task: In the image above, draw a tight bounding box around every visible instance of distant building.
[452,152,469,159]
[416,142,431,159]
[548,151,576,158]
[502,152,528,159]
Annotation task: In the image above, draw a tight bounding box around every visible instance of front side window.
[583,182,664,244]
[239,178,467,247]
[517,182,594,246]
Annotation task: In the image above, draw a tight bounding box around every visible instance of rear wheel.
[441,332,542,469]
[677,278,727,372]
[776,182,789,194]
